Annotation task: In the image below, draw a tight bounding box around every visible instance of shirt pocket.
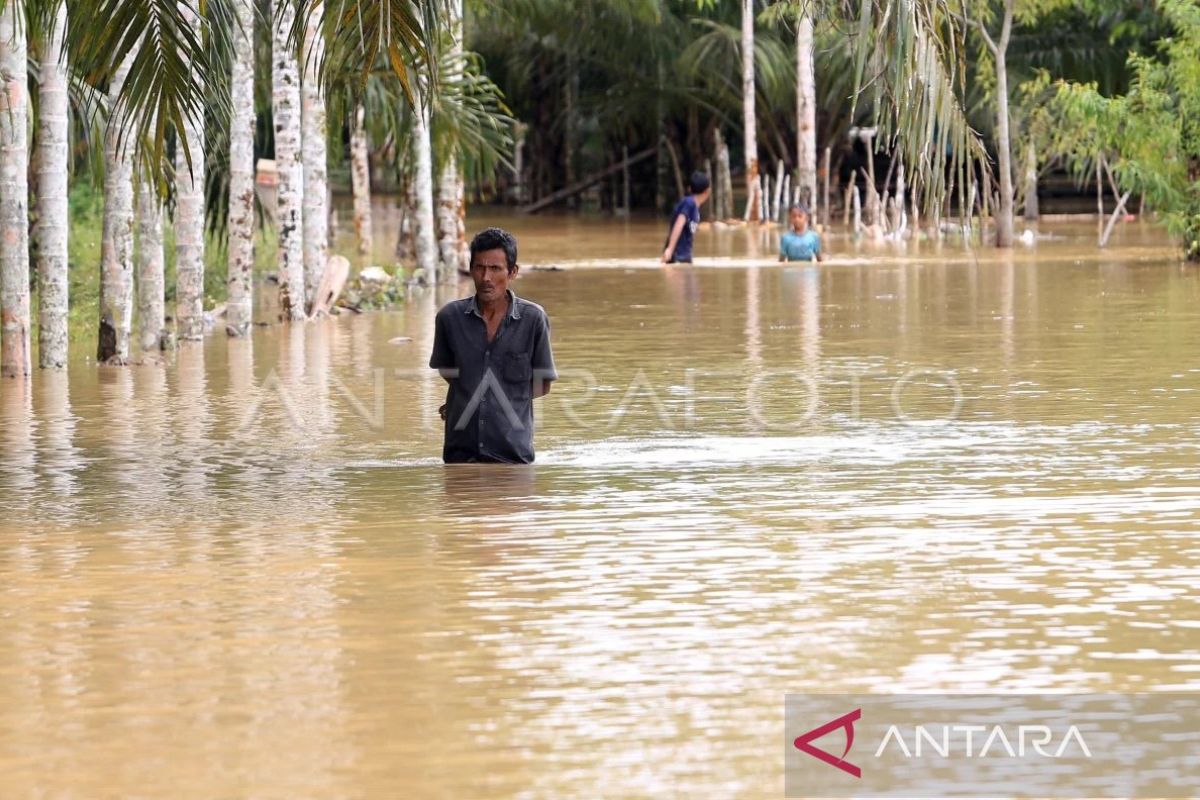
[502,351,532,398]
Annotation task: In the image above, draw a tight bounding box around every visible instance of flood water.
[1,213,1198,797]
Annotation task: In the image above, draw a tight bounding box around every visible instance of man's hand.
[438,403,447,421]
[661,248,672,264]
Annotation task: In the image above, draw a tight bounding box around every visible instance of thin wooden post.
[821,146,831,228]
[773,160,785,222]
[852,184,862,234]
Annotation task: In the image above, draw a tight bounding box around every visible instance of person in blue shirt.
[779,203,824,262]
[661,171,711,264]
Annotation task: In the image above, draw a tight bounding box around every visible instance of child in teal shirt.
[779,204,823,262]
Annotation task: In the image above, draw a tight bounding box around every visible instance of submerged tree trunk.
[226,0,256,336]
[350,103,373,255]
[0,4,30,377]
[395,178,417,261]
[795,10,817,214]
[715,128,733,221]
[511,121,527,205]
[136,174,168,352]
[412,83,439,283]
[436,0,469,274]
[176,2,207,340]
[98,54,135,363]
[564,52,578,208]
[1023,141,1039,221]
[36,2,69,369]
[302,1,328,310]
[273,0,305,319]
[992,2,1015,248]
[742,0,761,222]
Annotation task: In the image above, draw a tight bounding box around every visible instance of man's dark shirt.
[429,290,557,463]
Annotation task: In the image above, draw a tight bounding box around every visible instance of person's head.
[788,203,811,232]
[469,227,519,302]
[689,171,711,205]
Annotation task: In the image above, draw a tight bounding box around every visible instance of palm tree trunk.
[273,0,305,320]
[741,0,761,222]
[993,2,1015,248]
[302,2,328,310]
[412,83,439,283]
[436,0,469,275]
[350,103,373,255]
[226,0,256,336]
[98,54,135,364]
[795,10,817,215]
[0,3,30,377]
[36,2,69,369]
[136,175,167,352]
[176,2,207,340]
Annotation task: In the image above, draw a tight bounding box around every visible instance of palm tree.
[350,102,373,255]
[0,1,30,378]
[98,53,135,364]
[412,78,439,282]
[36,1,69,369]
[302,0,329,311]
[436,0,468,275]
[226,0,256,336]
[741,0,762,222]
[274,0,305,319]
[176,1,207,340]
[795,3,817,213]
[136,168,168,352]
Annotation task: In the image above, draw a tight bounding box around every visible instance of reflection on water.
[1,220,1199,796]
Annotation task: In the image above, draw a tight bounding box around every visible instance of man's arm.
[532,313,557,399]
[430,311,456,419]
[430,310,456,376]
[661,214,687,263]
[814,234,824,263]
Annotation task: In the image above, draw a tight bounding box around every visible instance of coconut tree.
[98,53,135,364]
[226,0,256,336]
[794,2,817,212]
[0,1,30,378]
[274,0,305,319]
[741,0,762,222]
[36,1,69,369]
[302,0,328,310]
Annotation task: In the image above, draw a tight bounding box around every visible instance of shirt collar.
[465,289,521,320]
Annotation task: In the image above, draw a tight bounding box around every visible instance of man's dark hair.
[688,171,711,195]
[469,227,519,272]
[789,203,811,216]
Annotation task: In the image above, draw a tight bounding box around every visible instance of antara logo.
[793,708,863,778]
[793,708,1095,779]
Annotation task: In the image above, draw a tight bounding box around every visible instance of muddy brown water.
[1,211,1198,797]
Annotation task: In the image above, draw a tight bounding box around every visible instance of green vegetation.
[58,182,279,347]
[1043,0,1200,259]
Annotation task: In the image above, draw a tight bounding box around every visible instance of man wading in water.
[430,228,558,463]
[661,171,711,264]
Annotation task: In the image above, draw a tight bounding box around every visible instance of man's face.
[470,247,515,302]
